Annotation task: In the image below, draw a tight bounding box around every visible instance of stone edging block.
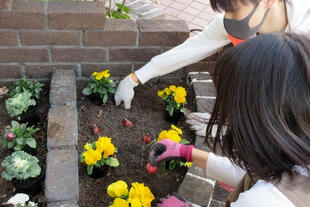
[46,70,79,206]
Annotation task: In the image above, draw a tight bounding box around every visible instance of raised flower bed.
[77,78,196,206]
[0,79,49,206]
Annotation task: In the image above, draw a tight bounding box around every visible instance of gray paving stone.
[128,1,147,11]
[195,135,212,152]
[47,105,78,149]
[188,163,208,178]
[213,182,230,202]
[196,98,215,113]
[209,199,225,207]
[46,149,79,202]
[50,70,76,107]
[193,82,216,97]
[178,173,214,206]
[189,73,212,82]
[47,200,79,207]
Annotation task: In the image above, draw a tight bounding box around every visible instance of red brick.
[48,1,106,29]
[82,64,132,77]
[83,19,136,46]
[21,31,80,46]
[0,64,21,78]
[0,48,48,62]
[25,64,78,78]
[0,0,13,10]
[109,48,161,62]
[138,20,189,46]
[52,48,106,62]
[0,31,17,46]
[0,0,45,29]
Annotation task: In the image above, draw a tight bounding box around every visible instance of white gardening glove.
[186,112,211,137]
[115,75,139,109]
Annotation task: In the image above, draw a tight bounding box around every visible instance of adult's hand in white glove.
[114,75,139,109]
[186,112,211,137]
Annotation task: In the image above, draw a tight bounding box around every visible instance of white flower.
[28,201,36,206]
[7,193,29,205]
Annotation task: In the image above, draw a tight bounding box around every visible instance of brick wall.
[0,0,218,83]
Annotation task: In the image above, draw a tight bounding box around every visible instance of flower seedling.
[158,85,187,116]
[1,121,38,151]
[1,151,41,181]
[82,69,116,104]
[107,180,155,207]
[80,136,119,175]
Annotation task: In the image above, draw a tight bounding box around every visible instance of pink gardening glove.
[157,195,190,207]
[149,139,194,165]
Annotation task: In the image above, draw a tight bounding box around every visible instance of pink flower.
[7,132,15,141]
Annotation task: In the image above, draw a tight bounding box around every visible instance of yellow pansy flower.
[107,180,129,198]
[169,85,176,92]
[171,125,182,135]
[174,86,187,104]
[157,129,181,143]
[96,136,116,158]
[84,143,92,151]
[83,148,102,166]
[164,87,171,96]
[157,90,165,98]
[109,198,129,207]
[92,69,110,80]
[128,182,154,207]
[184,162,192,168]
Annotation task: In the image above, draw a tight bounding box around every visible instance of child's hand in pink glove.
[157,195,190,207]
[149,139,194,165]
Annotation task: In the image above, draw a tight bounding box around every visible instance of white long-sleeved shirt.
[206,153,309,207]
[135,0,310,84]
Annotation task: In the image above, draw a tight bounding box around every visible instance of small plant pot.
[88,165,109,179]
[89,94,103,106]
[19,111,41,127]
[164,109,183,124]
[22,145,37,156]
[12,173,44,196]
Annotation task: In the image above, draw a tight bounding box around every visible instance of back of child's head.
[206,33,310,181]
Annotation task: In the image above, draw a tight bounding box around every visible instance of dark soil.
[0,85,49,206]
[78,79,196,207]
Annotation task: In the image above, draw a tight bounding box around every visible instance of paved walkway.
[143,0,217,30]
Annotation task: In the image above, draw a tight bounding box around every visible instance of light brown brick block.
[21,31,80,46]
[83,19,136,46]
[52,48,106,62]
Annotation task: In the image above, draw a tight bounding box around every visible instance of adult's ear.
[263,0,276,9]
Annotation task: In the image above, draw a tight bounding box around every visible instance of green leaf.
[16,138,24,145]
[147,139,157,146]
[168,107,174,117]
[123,5,130,13]
[87,165,93,175]
[180,107,187,115]
[102,94,108,103]
[105,157,119,167]
[14,145,21,151]
[108,87,115,93]
[25,138,36,148]
[179,139,190,145]
[1,139,8,147]
[7,141,15,149]
[11,120,19,128]
[95,162,101,167]
[82,87,92,96]
[169,160,177,170]
[158,162,166,174]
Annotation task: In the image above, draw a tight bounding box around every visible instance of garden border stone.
[46,70,79,207]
